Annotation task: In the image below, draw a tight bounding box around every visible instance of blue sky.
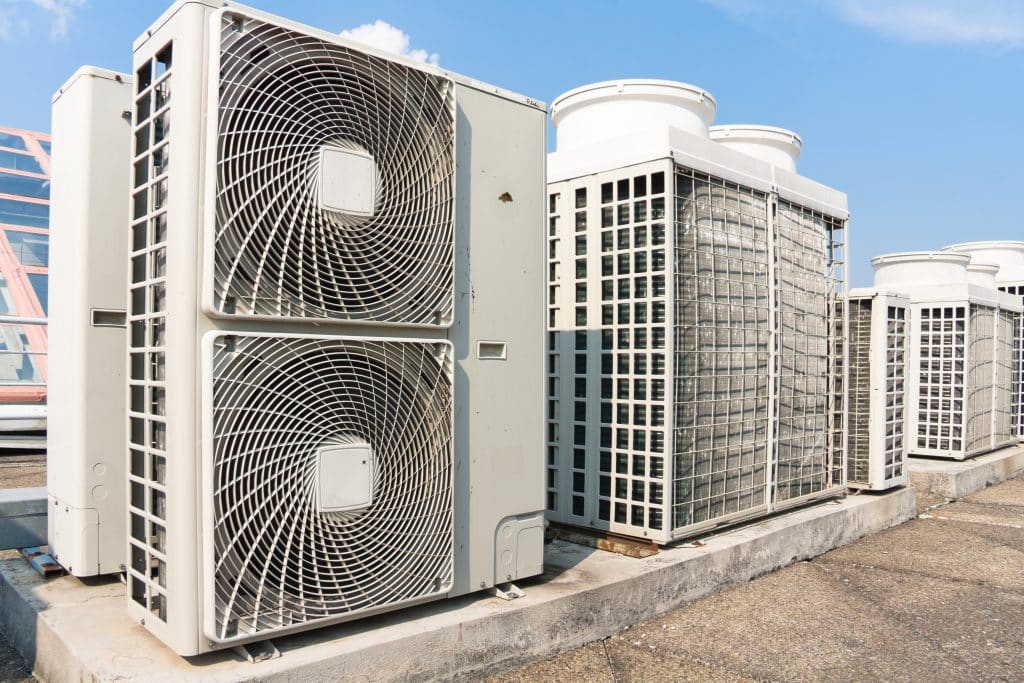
[1,0,1022,287]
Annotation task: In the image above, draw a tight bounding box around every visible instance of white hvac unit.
[48,67,133,576]
[127,1,545,655]
[943,241,1024,442]
[545,80,848,544]
[873,252,1022,460]
[845,288,910,491]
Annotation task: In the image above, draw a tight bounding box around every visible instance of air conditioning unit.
[943,242,1024,442]
[873,252,1022,460]
[48,66,133,576]
[845,288,910,491]
[126,1,545,655]
[545,81,847,544]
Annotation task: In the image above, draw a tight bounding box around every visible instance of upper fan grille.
[214,14,456,324]
[207,334,454,640]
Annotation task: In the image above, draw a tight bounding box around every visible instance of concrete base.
[0,488,916,683]
[909,445,1024,500]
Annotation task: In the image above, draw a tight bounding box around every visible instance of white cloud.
[339,20,439,65]
[31,0,85,40]
[0,0,84,42]
[701,0,1024,48]
[833,0,1024,48]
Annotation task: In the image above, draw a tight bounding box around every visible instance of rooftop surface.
[491,474,1024,681]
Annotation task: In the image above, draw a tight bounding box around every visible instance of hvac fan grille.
[965,305,995,454]
[846,298,872,485]
[916,306,966,453]
[773,201,843,502]
[672,168,770,531]
[213,14,455,324]
[208,334,453,640]
[126,41,173,624]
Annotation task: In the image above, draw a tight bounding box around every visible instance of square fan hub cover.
[316,442,375,513]
[318,146,377,216]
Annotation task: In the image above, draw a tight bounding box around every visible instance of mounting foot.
[488,582,524,601]
[232,639,280,663]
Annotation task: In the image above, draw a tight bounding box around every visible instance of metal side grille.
[883,305,907,481]
[916,306,966,453]
[207,334,453,641]
[213,12,455,324]
[672,169,770,531]
[846,299,872,485]
[126,41,173,624]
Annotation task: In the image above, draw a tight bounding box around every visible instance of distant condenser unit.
[48,67,133,577]
[909,303,1017,459]
[546,159,846,544]
[127,1,546,655]
[844,290,909,490]
[874,252,1022,461]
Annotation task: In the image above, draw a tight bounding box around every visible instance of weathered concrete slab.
[0,488,46,551]
[909,445,1024,500]
[0,488,916,683]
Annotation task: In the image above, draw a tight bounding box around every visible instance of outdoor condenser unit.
[127,0,545,655]
[48,67,133,576]
[545,81,847,544]
[845,289,910,491]
[873,252,1022,460]
[943,242,1024,442]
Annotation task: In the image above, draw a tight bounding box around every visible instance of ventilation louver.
[213,16,456,324]
[206,333,454,640]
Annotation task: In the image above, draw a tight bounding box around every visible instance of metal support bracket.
[232,639,280,663]
[20,547,64,579]
[487,582,524,601]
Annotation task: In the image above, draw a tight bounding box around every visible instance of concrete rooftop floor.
[2,456,1023,681]
[491,476,1024,682]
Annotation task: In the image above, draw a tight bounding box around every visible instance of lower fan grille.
[207,333,453,640]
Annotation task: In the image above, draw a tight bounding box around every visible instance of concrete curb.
[909,445,1024,500]
[0,487,46,551]
[0,488,916,682]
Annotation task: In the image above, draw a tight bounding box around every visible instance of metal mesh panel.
[995,309,1016,445]
[965,305,995,454]
[773,201,840,502]
[208,334,453,640]
[846,299,872,484]
[916,306,966,453]
[672,169,770,530]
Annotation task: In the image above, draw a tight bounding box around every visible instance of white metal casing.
[48,66,133,576]
[872,252,1022,460]
[845,288,910,490]
[546,81,848,544]
[128,0,545,655]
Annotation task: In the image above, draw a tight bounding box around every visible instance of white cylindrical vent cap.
[942,241,1024,285]
[551,79,717,151]
[965,262,999,289]
[709,125,802,173]
[872,251,971,289]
